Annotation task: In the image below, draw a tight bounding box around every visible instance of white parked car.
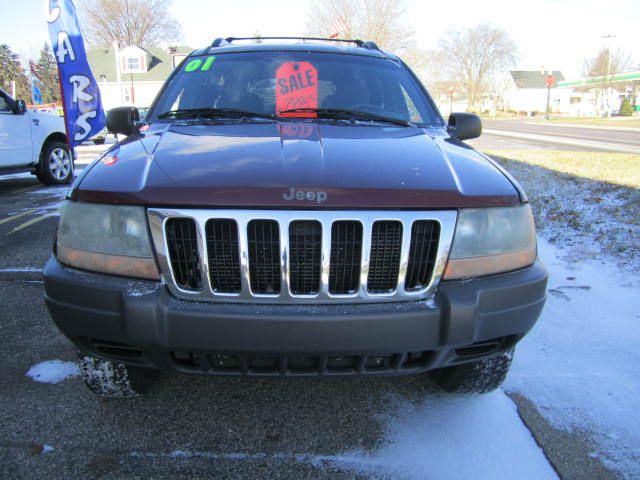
[0,88,73,185]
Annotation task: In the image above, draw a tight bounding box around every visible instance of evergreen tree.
[618,98,633,116]
[0,44,30,101]
[36,43,60,103]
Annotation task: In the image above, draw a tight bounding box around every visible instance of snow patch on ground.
[0,172,33,180]
[0,267,42,272]
[507,238,640,476]
[29,186,70,216]
[131,392,557,479]
[30,186,70,198]
[325,391,558,479]
[26,360,80,384]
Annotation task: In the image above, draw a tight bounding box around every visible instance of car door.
[0,91,33,168]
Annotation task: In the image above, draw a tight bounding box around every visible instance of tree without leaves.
[582,47,630,78]
[419,48,457,99]
[306,0,427,71]
[79,0,181,48]
[0,44,30,101]
[437,24,518,111]
[581,47,631,116]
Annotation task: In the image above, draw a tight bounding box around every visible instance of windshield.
[149,51,442,127]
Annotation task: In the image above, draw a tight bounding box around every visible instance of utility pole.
[545,73,554,120]
[541,68,554,120]
[602,34,616,118]
[125,0,135,106]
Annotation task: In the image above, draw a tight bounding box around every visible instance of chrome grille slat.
[194,217,211,294]
[236,218,252,297]
[320,220,332,296]
[148,209,457,304]
[397,219,413,294]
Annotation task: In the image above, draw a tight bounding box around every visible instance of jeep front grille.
[329,221,363,295]
[289,220,322,295]
[148,210,456,304]
[405,221,440,291]
[165,218,201,291]
[247,220,281,294]
[205,219,241,293]
[367,221,403,293]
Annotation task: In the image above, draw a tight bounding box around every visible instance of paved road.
[0,148,620,479]
[481,119,640,153]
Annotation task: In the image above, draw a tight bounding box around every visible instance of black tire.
[36,140,74,185]
[78,352,155,398]
[93,138,105,145]
[430,348,515,394]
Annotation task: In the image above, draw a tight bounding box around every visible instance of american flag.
[329,15,348,39]
[29,60,41,81]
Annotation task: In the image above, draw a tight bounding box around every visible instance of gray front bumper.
[43,256,547,376]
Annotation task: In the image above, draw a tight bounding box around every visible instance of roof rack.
[210,36,380,51]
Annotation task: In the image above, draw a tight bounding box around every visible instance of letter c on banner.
[47,3,60,23]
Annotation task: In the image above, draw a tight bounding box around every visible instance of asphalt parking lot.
[0,145,623,479]
[0,166,393,478]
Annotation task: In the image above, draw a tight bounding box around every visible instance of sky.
[2,0,638,79]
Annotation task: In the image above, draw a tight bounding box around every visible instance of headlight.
[444,205,536,280]
[56,201,159,280]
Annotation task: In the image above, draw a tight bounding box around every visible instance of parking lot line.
[0,208,40,226]
[11,185,41,195]
[5,212,56,236]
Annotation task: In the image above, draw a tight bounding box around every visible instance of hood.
[75,122,520,209]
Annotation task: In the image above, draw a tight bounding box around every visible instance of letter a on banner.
[47,0,105,147]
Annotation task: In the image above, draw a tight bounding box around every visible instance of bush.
[619,98,633,116]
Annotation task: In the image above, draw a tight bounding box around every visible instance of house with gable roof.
[87,45,192,110]
[503,70,574,115]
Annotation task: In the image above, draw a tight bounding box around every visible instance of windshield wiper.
[158,108,276,121]
[278,108,412,127]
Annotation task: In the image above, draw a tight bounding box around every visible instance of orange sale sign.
[276,62,318,116]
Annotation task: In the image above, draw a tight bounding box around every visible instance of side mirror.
[106,106,140,136]
[448,112,482,141]
[13,99,27,114]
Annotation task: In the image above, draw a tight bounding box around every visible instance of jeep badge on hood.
[283,187,327,204]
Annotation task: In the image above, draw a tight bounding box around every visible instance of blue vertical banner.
[31,82,43,105]
[47,0,105,147]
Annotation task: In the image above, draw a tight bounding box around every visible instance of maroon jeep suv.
[43,38,547,397]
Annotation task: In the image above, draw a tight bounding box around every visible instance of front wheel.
[78,353,155,398]
[430,348,515,394]
[36,140,73,185]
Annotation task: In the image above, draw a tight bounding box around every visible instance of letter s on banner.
[48,0,105,147]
